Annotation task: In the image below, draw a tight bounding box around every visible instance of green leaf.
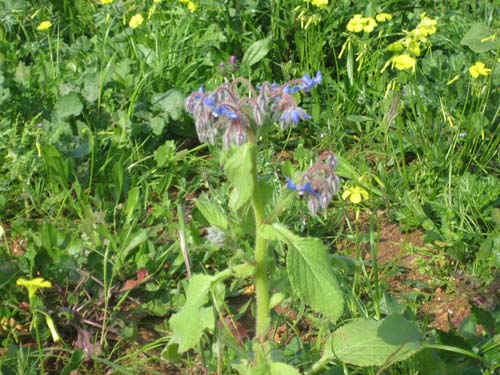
[125,187,140,224]
[82,71,100,102]
[169,274,215,352]
[120,230,148,262]
[161,342,181,362]
[242,36,273,67]
[327,315,423,367]
[461,24,500,53]
[154,140,176,167]
[55,93,83,118]
[169,306,214,352]
[195,192,228,231]
[61,349,83,375]
[149,116,166,136]
[152,89,185,121]
[287,236,344,321]
[224,144,256,211]
[270,362,301,375]
[346,42,354,86]
[261,223,344,321]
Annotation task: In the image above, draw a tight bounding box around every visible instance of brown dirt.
[340,212,472,332]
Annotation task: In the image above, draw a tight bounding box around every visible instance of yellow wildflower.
[129,13,144,29]
[391,54,416,71]
[347,14,378,33]
[180,0,197,11]
[309,0,328,7]
[17,277,52,300]
[36,21,52,31]
[387,41,405,52]
[416,13,437,36]
[342,186,369,204]
[469,61,491,78]
[99,0,113,4]
[347,14,364,32]
[375,13,392,22]
[406,39,421,56]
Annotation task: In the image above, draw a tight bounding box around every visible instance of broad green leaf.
[261,223,344,321]
[169,274,215,352]
[169,305,214,352]
[247,362,301,375]
[242,36,273,67]
[195,192,228,231]
[154,141,176,167]
[270,362,301,375]
[461,24,500,53]
[224,143,256,211]
[287,237,344,321]
[55,93,83,118]
[82,71,100,102]
[327,315,423,367]
[151,89,185,121]
[149,116,165,135]
[161,342,181,362]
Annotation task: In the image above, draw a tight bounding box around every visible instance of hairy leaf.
[169,274,215,352]
[327,315,423,367]
[224,143,256,211]
[261,223,344,321]
[195,192,228,230]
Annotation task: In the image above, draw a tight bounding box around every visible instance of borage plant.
[167,73,423,374]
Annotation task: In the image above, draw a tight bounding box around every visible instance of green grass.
[1,0,499,374]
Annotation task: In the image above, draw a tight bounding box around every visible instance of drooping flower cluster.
[185,72,322,148]
[286,152,340,215]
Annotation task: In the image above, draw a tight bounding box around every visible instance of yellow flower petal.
[129,13,144,29]
[391,54,416,71]
[17,277,52,299]
[376,13,392,22]
[310,0,328,8]
[468,61,491,78]
[36,21,52,31]
[347,14,364,33]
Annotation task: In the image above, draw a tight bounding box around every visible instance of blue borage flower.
[185,73,322,147]
[301,71,323,92]
[286,177,320,198]
[286,152,340,215]
[279,107,312,128]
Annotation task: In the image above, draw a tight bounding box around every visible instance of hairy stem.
[251,148,270,366]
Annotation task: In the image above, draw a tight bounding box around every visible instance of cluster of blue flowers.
[184,72,322,148]
[286,152,340,215]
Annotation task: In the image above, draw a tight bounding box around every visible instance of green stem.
[33,312,45,375]
[251,147,270,366]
